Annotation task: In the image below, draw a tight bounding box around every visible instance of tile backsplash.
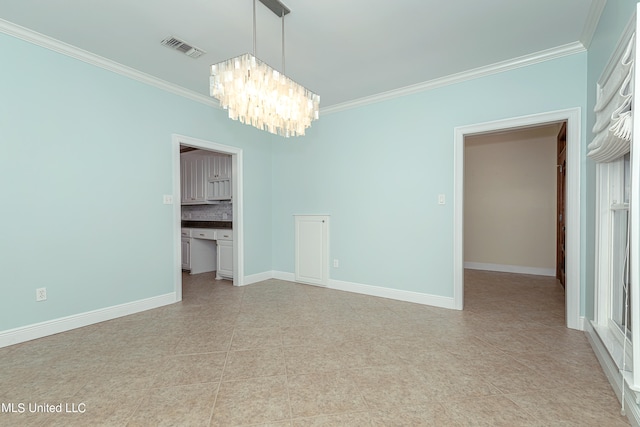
[181,203,232,220]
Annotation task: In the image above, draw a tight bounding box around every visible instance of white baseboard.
[0,293,177,349]
[265,271,455,309]
[329,278,456,309]
[242,271,275,286]
[585,321,639,426]
[464,262,555,277]
[272,271,296,282]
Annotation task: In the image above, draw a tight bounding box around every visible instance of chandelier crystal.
[209,0,320,137]
[210,53,319,137]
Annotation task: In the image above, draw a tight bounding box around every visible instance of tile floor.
[0,270,631,426]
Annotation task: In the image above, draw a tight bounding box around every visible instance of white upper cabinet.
[206,153,232,201]
[181,151,232,204]
[181,151,207,204]
[207,154,231,180]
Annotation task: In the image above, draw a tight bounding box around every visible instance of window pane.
[612,208,630,335]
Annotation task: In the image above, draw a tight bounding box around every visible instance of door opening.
[557,122,567,288]
[171,134,244,302]
[454,108,581,330]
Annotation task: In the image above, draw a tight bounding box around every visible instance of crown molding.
[0,18,587,118]
[0,18,219,108]
[580,0,607,49]
[321,41,586,115]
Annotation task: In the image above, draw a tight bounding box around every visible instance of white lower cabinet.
[181,237,191,270]
[216,232,233,280]
[182,228,233,279]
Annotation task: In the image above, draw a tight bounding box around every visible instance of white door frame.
[453,108,582,330]
[172,134,244,301]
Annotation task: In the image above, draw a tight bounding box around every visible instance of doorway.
[453,108,581,330]
[171,134,244,302]
[556,122,567,288]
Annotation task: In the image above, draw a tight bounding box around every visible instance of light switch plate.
[163,195,173,205]
[438,194,446,205]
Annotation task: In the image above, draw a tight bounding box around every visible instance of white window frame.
[593,158,633,371]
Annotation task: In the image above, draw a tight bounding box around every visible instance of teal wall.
[272,53,587,299]
[584,1,638,319]
[0,32,274,331]
[3,1,630,333]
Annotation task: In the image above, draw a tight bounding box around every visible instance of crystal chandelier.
[210,0,320,137]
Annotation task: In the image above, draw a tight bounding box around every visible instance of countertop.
[181,220,232,229]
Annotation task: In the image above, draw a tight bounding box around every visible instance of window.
[594,155,633,372]
[611,154,631,339]
[589,26,636,380]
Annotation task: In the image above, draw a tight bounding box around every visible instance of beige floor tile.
[127,382,216,427]
[442,395,545,426]
[292,411,372,426]
[0,410,52,427]
[287,371,368,418]
[222,347,286,381]
[210,375,290,426]
[230,326,283,350]
[153,352,226,387]
[347,365,439,408]
[507,387,630,426]
[369,403,460,426]
[40,388,147,426]
[173,327,234,354]
[283,344,349,375]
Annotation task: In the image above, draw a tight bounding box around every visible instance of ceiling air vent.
[161,36,206,59]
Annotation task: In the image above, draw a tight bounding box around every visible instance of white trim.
[0,18,585,118]
[631,6,640,389]
[586,320,640,427]
[261,271,455,309]
[580,0,608,49]
[273,271,297,282]
[172,134,245,300]
[454,108,582,330]
[329,279,456,309]
[322,43,585,115]
[0,19,218,109]
[243,271,275,286]
[0,293,176,348]
[464,262,555,277]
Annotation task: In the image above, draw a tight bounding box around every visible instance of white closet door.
[294,215,329,286]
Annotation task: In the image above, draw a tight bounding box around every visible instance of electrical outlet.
[36,287,47,302]
[163,195,173,205]
[333,259,339,268]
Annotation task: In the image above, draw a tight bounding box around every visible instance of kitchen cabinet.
[186,228,217,275]
[206,153,232,201]
[181,227,233,279]
[206,179,232,201]
[181,151,232,204]
[181,152,207,204]
[181,238,191,270]
[207,154,231,180]
[216,230,233,280]
[181,229,191,270]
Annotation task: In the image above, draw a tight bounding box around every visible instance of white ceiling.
[0,0,603,109]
